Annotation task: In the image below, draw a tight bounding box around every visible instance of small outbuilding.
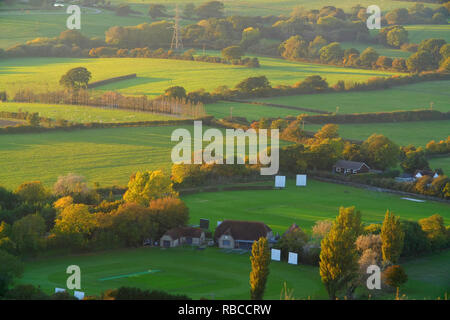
[333,160,370,175]
[414,170,440,179]
[214,220,273,250]
[160,227,205,248]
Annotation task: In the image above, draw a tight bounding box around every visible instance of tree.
[221,45,244,61]
[235,76,271,94]
[116,4,132,17]
[407,50,434,72]
[0,249,23,296]
[383,265,408,289]
[314,124,339,140]
[183,3,196,19]
[359,47,379,68]
[148,4,167,19]
[361,134,400,170]
[400,220,430,257]
[249,237,270,300]
[294,75,328,93]
[11,214,46,255]
[319,206,363,299]
[53,173,92,202]
[149,197,189,239]
[417,38,446,67]
[280,35,308,60]
[110,203,156,247]
[52,204,97,249]
[195,1,224,19]
[319,42,344,64]
[381,210,404,264]
[386,27,408,48]
[164,86,186,100]
[241,27,260,48]
[375,56,393,69]
[275,225,308,260]
[419,214,447,250]
[123,171,177,206]
[14,181,49,204]
[312,220,332,240]
[400,148,429,173]
[59,67,91,90]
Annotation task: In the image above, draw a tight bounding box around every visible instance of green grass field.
[17,238,450,300]
[204,101,316,121]
[0,125,185,189]
[251,81,450,115]
[183,179,449,235]
[429,157,450,175]
[405,25,450,44]
[107,0,437,16]
[18,246,326,300]
[0,102,177,123]
[341,42,411,59]
[304,120,450,146]
[0,7,152,49]
[0,57,400,98]
[0,124,287,189]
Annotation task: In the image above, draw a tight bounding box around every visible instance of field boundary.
[88,74,137,89]
[224,99,331,114]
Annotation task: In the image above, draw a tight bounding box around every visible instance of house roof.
[283,223,300,236]
[164,227,204,239]
[334,160,369,170]
[414,170,437,177]
[214,220,272,242]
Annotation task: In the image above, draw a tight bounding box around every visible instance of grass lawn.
[183,179,450,235]
[0,57,400,98]
[205,101,316,121]
[429,157,450,175]
[17,242,449,300]
[304,120,450,146]
[18,246,326,300]
[0,102,177,123]
[252,81,450,114]
[405,25,450,44]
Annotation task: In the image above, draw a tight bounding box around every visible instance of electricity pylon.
[170,4,183,51]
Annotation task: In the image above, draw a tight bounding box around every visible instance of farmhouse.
[160,227,205,248]
[414,170,440,179]
[333,160,370,175]
[214,220,273,250]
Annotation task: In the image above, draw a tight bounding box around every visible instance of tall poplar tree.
[381,210,404,264]
[250,237,270,300]
[319,206,363,299]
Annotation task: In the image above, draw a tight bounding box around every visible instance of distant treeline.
[13,89,206,118]
[0,110,211,134]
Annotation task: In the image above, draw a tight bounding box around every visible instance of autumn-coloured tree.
[250,237,270,300]
[14,181,50,204]
[383,265,408,289]
[11,214,46,255]
[319,206,363,299]
[381,210,404,264]
[123,171,177,206]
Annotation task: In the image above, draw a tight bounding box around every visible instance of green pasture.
[183,179,449,235]
[0,7,152,49]
[0,124,286,189]
[107,0,438,16]
[0,57,400,98]
[204,101,315,121]
[429,157,450,175]
[17,245,450,300]
[252,81,450,114]
[0,102,177,123]
[304,120,450,146]
[405,25,450,44]
[340,42,411,59]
